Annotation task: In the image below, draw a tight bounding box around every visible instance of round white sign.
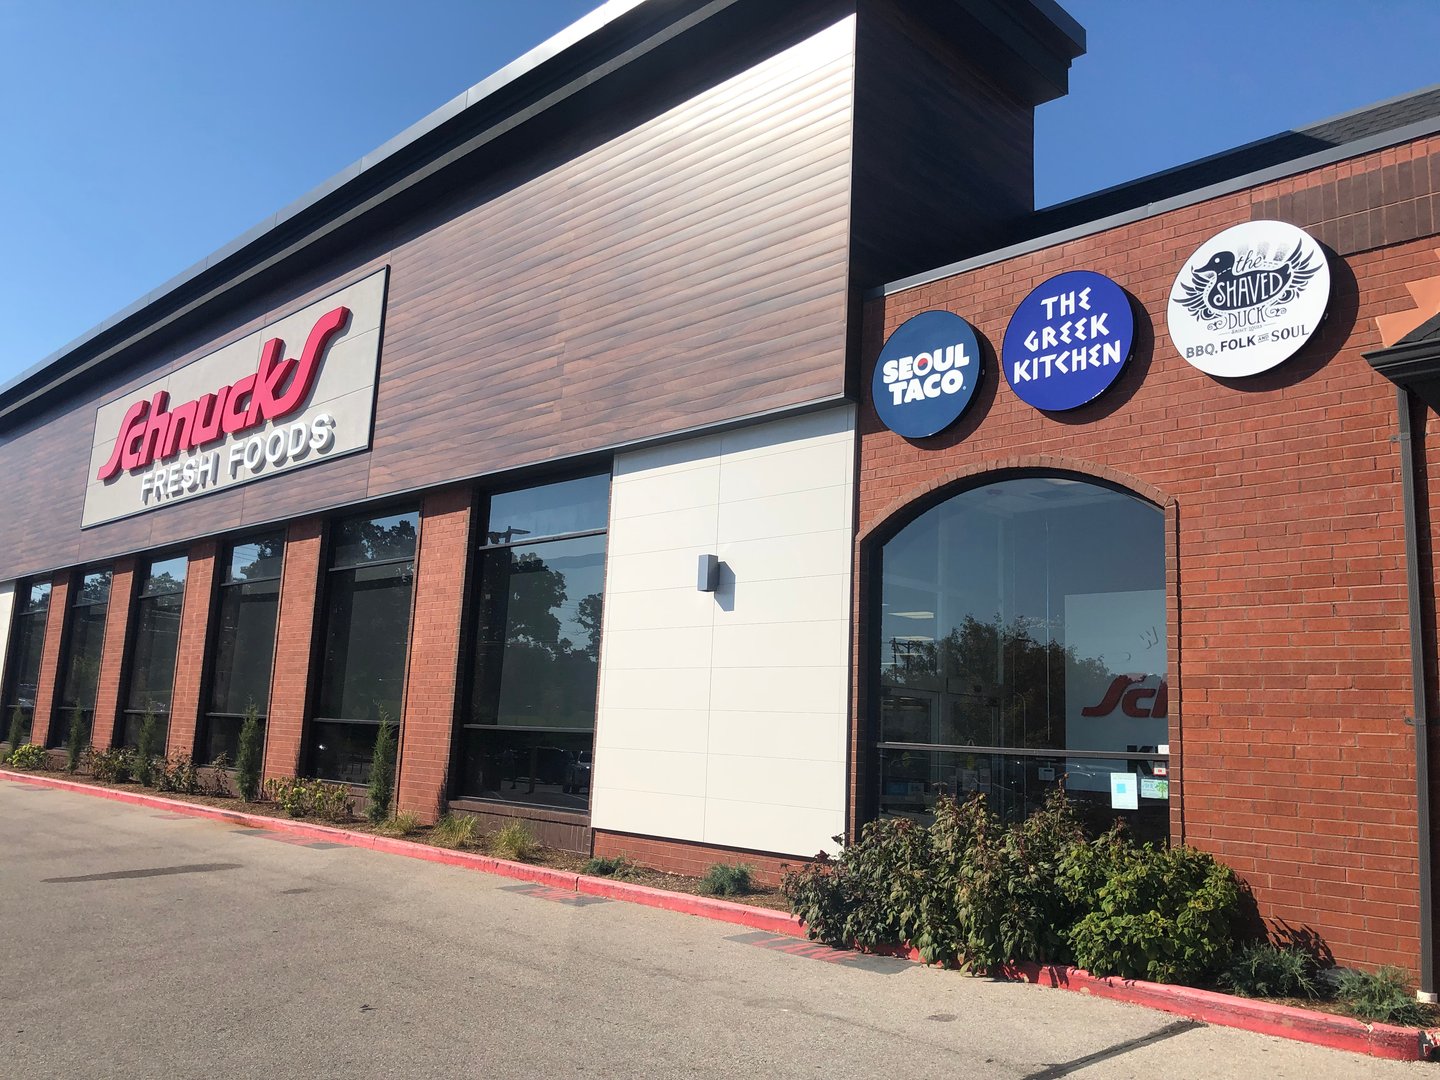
[1167,220,1330,378]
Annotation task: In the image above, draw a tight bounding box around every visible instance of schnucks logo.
[872,309,983,439]
[1167,220,1330,378]
[96,307,350,482]
[1002,270,1134,411]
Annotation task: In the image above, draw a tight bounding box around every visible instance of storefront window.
[876,476,1168,840]
[121,555,187,749]
[52,570,112,749]
[456,474,609,810]
[3,580,51,745]
[310,510,418,783]
[198,533,284,763]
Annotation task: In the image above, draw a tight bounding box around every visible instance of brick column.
[167,539,219,760]
[396,488,473,821]
[263,517,324,781]
[91,558,137,752]
[29,576,70,748]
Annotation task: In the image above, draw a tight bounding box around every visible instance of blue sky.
[2,0,1437,383]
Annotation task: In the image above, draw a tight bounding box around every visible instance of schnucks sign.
[1001,270,1134,411]
[81,268,387,527]
[872,310,982,439]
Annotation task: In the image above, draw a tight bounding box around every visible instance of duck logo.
[1168,220,1330,378]
[872,309,983,439]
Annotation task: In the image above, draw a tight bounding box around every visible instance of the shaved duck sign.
[1168,220,1330,378]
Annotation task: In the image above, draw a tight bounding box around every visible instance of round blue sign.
[1001,270,1134,411]
[872,310,983,439]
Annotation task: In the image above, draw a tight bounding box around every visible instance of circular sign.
[872,310,983,439]
[1001,270,1134,411]
[1167,220,1330,378]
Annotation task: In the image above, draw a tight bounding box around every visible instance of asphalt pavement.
[0,777,1430,1079]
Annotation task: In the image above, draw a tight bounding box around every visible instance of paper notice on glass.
[1140,777,1170,800]
[1110,772,1139,810]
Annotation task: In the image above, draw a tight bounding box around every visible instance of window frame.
[117,552,189,751]
[1,578,53,743]
[49,567,113,749]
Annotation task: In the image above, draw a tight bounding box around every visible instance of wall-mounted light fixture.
[697,554,720,592]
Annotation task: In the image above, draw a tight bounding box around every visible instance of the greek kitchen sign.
[81,267,388,528]
[1001,270,1133,411]
[873,310,982,439]
[1168,220,1329,378]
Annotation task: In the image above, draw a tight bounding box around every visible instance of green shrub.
[700,863,756,897]
[492,821,537,862]
[263,777,353,822]
[310,780,353,823]
[365,709,396,824]
[234,705,262,802]
[374,810,422,837]
[430,814,480,849]
[153,753,200,795]
[265,777,307,817]
[7,743,46,770]
[90,746,135,783]
[134,709,160,786]
[5,706,29,761]
[1223,943,1320,999]
[1060,829,1240,983]
[65,707,87,773]
[204,753,232,797]
[1335,966,1429,1026]
[582,855,640,880]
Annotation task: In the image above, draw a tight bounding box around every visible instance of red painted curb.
[0,770,796,937]
[1001,962,1436,1062]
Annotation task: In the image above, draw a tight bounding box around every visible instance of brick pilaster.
[262,517,324,781]
[396,488,472,821]
[90,558,137,752]
[168,539,219,760]
[29,576,69,748]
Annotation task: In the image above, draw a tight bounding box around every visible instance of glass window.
[456,475,609,810]
[308,510,419,783]
[876,477,1168,841]
[198,532,284,764]
[52,570,112,749]
[3,581,52,744]
[121,556,188,749]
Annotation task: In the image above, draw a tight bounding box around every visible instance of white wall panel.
[592,406,854,855]
[0,582,14,713]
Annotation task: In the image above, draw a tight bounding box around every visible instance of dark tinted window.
[121,556,188,749]
[485,474,609,546]
[3,580,52,744]
[51,570,112,749]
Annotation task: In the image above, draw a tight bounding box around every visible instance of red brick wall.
[166,539,218,760]
[262,518,323,780]
[395,487,473,821]
[853,135,1440,975]
[28,575,69,747]
[592,830,800,887]
[90,558,136,752]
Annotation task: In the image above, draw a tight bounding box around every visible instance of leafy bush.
[263,777,354,822]
[90,746,135,783]
[374,810,422,837]
[6,706,30,761]
[701,863,756,897]
[492,821,537,862]
[134,709,160,786]
[366,709,396,824]
[582,855,640,880]
[1223,943,1320,999]
[65,707,87,774]
[1060,829,1240,984]
[234,705,263,802]
[1335,966,1429,1026]
[430,814,480,850]
[204,753,232,797]
[7,743,46,770]
[153,753,200,795]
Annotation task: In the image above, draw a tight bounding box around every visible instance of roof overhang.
[1366,311,1440,410]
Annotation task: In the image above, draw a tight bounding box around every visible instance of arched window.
[875,475,1169,840]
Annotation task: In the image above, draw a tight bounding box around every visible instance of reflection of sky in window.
[881,478,1162,661]
[488,474,609,546]
[515,537,605,646]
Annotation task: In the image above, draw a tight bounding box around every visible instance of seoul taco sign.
[81,267,387,528]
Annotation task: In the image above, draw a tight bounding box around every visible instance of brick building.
[1,0,1438,991]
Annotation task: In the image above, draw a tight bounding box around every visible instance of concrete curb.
[0,769,805,938]
[7,768,1434,1059]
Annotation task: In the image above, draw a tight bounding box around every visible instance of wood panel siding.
[0,15,859,583]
